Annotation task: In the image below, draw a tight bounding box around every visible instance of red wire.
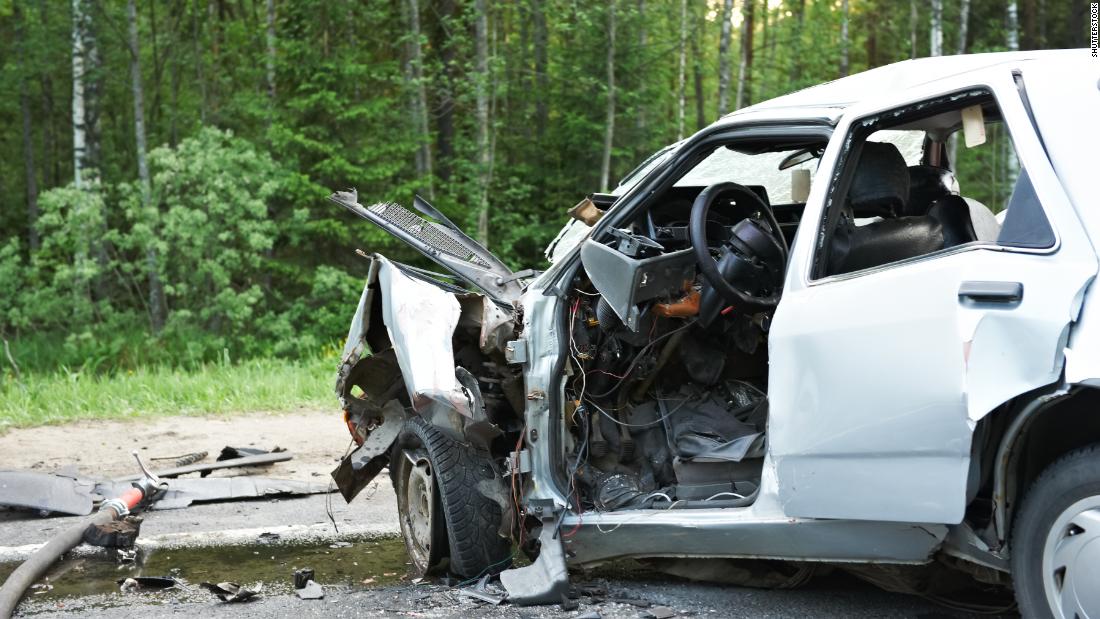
[561,488,583,538]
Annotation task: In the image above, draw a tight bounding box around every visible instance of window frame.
[807,86,1060,283]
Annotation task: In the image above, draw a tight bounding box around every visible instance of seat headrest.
[849,141,910,217]
[906,165,959,216]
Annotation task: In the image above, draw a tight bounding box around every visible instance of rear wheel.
[1012,444,1100,619]
[391,416,512,579]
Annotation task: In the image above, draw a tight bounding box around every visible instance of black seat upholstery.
[906,165,959,216]
[928,195,977,247]
[848,142,910,218]
[827,142,960,275]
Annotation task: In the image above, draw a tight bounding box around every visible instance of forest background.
[0,0,1088,426]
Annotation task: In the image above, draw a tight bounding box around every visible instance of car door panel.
[768,70,1097,524]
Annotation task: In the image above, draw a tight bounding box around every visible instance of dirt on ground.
[0,410,352,480]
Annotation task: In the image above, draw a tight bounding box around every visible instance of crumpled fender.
[332,255,512,501]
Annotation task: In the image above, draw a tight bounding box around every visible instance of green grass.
[0,355,337,431]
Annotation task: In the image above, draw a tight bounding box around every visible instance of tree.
[401,0,434,198]
[716,0,734,116]
[691,3,704,131]
[474,0,492,246]
[839,0,849,76]
[600,1,617,191]
[735,0,754,110]
[909,0,917,58]
[265,0,276,116]
[127,0,166,332]
[929,0,943,57]
[531,0,549,139]
[16,3,39,250]
[957,0,971,55]
[71,0,91,188]
[788,0,805,89]
[1006,1,1020,51]
[677,0,687,139]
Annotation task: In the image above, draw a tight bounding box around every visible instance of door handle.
[958,281,1023,305]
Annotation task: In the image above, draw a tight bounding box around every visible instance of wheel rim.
[402,458,435,569]
[1042,496,1100,619]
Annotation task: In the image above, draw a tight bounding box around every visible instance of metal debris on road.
[114,451,293,481]
[199,581,263,603]
[295,580,324,600]
[149,452,209,467]
[457,574,504,605]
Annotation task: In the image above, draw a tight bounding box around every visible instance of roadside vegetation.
[0,354,334,431]
[0,1,1082,428]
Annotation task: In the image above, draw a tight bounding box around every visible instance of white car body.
[330,49,1100,615]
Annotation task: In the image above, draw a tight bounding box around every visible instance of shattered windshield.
[674,147,819,204]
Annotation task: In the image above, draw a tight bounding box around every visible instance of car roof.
[716,50,1079,125]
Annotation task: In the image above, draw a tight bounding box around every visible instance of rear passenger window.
[813,89,1055,279]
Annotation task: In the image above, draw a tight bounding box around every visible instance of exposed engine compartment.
[562,180,797,513]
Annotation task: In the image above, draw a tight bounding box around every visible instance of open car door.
[768,67,1096,524]
[329,190,523,304]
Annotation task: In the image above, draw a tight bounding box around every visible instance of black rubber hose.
[0,506,120,618]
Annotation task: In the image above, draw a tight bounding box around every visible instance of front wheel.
[1012,444,1100,619]
[391,416,512,579]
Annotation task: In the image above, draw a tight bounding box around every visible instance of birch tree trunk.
[474,0,492,246]
[600,0,616,192]
[716,0,733,116]
[957,0,970,54]
[128,0,166,332]
[735,0,754,110]
[676,0,686,140]
[72,0,88,189]
[1006,1,1019,51]
[839,0,849,77]
[929,0,943,57]
[16,5,39,250]
[402,0,434,198]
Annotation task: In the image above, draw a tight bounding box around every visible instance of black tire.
[1012,443,1100,619]
[393,416,511,579]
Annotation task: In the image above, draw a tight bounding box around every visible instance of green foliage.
[0,0,1082,390]
[0,354,334,430]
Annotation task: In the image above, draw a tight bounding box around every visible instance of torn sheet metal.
[377,257,471,418]
[112,451,292,481]
[0,470,97,516]
[94,477,332,510]
[200,581,263,603]
[498,512,569,605]
[457,294,515,355]
[332,398,409,502]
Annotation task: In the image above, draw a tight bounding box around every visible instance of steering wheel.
[688,182,788,310]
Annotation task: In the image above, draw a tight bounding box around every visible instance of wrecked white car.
[328,50,1100,618]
